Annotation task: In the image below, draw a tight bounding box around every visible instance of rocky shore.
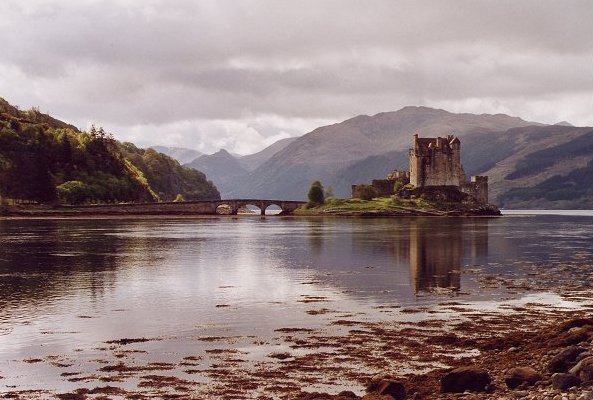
[297,316,593,400]
[4,298,592,399]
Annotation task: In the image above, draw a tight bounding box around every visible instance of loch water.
[1,212,593,392]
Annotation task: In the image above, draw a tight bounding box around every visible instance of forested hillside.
[0,97,220,204]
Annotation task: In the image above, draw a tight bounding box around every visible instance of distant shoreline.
[6,204,593,220]
[0,209,501,220]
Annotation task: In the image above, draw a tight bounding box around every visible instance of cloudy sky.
[1,1,592,155]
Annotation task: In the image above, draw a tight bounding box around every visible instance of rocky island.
[298,134,501,217]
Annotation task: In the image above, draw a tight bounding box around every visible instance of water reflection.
[0,219,189,320]
[0,217,498,320]
[298,218,491,298]
[408,219,488,294]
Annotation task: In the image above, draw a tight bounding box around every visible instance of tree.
[324,185,335,199]
[57,180,91,204]
[393,180,404,195]
[307,180,325,206]
[173,194,185,202]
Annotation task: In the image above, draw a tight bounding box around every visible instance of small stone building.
[351,170,410,198]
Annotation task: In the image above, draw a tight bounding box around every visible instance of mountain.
[464,126,593,208]
[0,97,219,204]
[184,149,248,196]
[238,137,298,171]
[296,120,593,208]
[219,106,593,208]
[183,137,299,197]
[554,121,574,127]
[150,146,203,164]
[226,106,537,199]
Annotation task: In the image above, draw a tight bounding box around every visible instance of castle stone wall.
[461,176,489,204]
[409,134,465,187]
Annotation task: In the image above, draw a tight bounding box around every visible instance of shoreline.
[0,206,502,220]
[2,295,592,399]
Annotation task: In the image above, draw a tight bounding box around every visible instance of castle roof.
[412,134,460,154]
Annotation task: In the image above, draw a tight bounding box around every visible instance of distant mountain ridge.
[238,137,297,171]
[150,146,203,164]
[225,107,538,200]
[184,149,248,196]
[197,106,593,209]
[180,137,298,196]
[5,94,592,209]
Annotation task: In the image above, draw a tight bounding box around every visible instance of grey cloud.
[0,0,591,154]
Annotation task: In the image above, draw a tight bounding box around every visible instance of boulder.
[549,327,592,347]
[297,392,334,400]
[557,318,593,333]
[336,391,360,400]
[548,346,587,373]
[551,373,582,391]
[576,351,593,362]
[374,380,405,399]
[504,367,542,389]
[298,391,361,400]
[441,366,491,393]
[361,395,394,400]
[366,374,405,400]
[569,356,593,381]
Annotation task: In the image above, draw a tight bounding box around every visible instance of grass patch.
[295,196,440,214]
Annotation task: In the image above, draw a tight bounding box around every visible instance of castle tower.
[409,134,465,187]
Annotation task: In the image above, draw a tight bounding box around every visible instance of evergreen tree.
[307,180,325,206]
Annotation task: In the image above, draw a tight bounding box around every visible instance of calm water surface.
[1,214,593,392]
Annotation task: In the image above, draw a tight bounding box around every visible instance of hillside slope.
[227,107,536,199]
[467,126,593,208]
[184,149,248,196]
[238,137,298,171]
[0,97,219,204]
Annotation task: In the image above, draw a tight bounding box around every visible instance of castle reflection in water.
[405,219,489,294]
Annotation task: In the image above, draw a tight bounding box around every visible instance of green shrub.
[307,180,325,206]
[57,180,92,204]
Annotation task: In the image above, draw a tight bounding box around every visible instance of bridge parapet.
[61,199,306,216]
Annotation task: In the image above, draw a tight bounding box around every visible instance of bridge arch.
[241,203,263,215]
[263,203,283,215]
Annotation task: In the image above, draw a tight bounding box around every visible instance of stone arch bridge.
[205,199,306,215]
[63,199,306,216]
